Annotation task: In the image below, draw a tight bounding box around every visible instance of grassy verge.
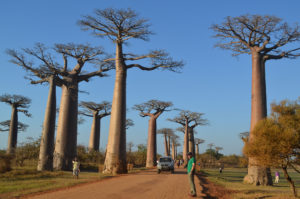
[0,166,145,199]
[202,168,300,199]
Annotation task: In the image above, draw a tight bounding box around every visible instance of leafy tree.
[244,99,300,196]
[79,8,183,174]
[79,101,111,152]
[212,14,300,185]
[133,100,173,167]
[15,137,40,167]
[0,94,31,154]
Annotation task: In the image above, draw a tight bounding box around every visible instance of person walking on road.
[187,152,196,197]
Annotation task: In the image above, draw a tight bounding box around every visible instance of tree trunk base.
[37,155,53,171]
[103,157,128,175]
[244,166,273,185]
[53,152,72,171]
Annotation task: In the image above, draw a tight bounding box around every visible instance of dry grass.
[202,168,300,199]
[0,165,149,199]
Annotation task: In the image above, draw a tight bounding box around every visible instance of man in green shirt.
[187,152,196,197]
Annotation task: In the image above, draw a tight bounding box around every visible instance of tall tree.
[212,14,300,185]
[157,128,174,157]
[7,45,62,171]
[169,110,208,161]
[79,8,183,174]
[53,43,111,170]
[133,100,173,167]
[79,101,111,152]
[0,94,31,154]
[170,134,179,160]
[194,138,205,156]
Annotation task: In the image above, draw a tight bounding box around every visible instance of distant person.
[275,171,280,183]
[177,160,180,168]
[187,152,196,197]
[219,167,223,173]
[72,157,80,179]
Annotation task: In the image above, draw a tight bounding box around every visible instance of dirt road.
[26,168,206,199]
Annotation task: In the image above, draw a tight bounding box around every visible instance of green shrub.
[0,153,12,173]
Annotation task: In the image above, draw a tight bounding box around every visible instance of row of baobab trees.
[1,8,300,186]
[0,8,185,174]
[0,91,208,170]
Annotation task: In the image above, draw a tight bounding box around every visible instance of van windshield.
[159,158,172,162]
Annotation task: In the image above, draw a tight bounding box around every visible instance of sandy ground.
[26,168,207,199]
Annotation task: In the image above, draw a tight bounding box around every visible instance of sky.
[1,0,300,155]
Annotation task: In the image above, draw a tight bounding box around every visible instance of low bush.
[0,153,12,173]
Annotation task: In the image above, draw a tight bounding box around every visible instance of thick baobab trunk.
[104,42,127,174]
[6,106,18,154]
[53,83,78,170]
[37,77,56,171]
[183,121,189,163]
[167,135,171,156]
[171,141,175,160]
[146,117,157,167]
[188,128,195,158]
[282,166,297,197]
[163,134,168,156]
[244,52,273,185]
[195,144,199,156]
[88,115,101,152]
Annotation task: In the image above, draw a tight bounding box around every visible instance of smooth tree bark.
[157,128,174,157]
[169,110,208,162]
[79,8,183,174]
[7,46,63,171]
[194,138,205,156]
[133,100,173,167]
[170,134,179,160]
[52,44,110,170]
[212,15,300,185]
[79,101,111,152]
[0,95,31,154]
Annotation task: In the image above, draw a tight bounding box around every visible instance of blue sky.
[1,0,300,155]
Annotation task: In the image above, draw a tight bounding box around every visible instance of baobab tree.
[52,43,112,170]
[0,94,31,154]
[133,100,173,167]
[0,120,28,148]
[157,128,174,157]
[79,8,183,174]
[79,101,111,152]
[125,119,134,130]
[7,45,62,171]
[0,120,28,132]
[194,138,205,156]
[169,110,208,161]
[170,134,179,160]
[212,15,300,185]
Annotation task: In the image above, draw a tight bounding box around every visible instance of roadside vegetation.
[202,168,300,199]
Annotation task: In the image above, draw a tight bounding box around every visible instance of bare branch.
[78,8,153,43]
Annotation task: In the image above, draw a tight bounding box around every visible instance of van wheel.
[171,169,174,174]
